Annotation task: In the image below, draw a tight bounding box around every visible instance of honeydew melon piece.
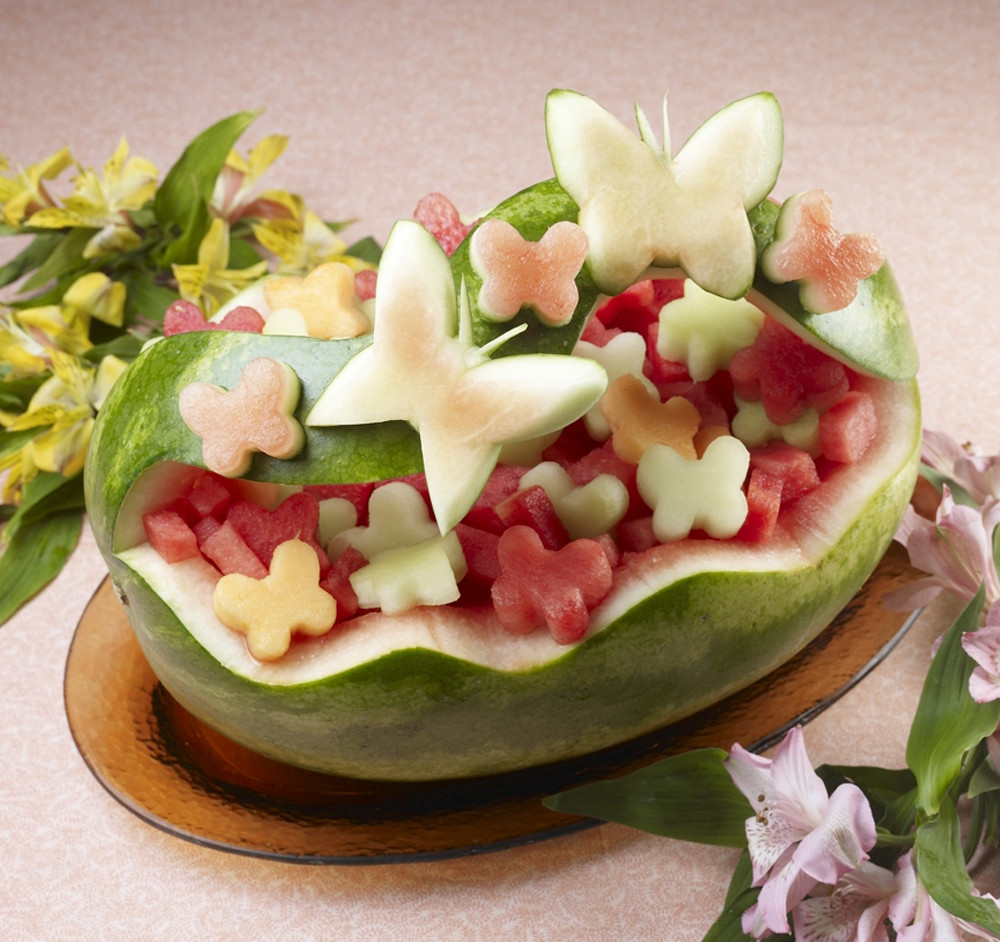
[349,531,467,615]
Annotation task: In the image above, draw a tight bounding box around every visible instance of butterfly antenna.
[661,92,672,160]
[458,278,473,347]
[479,322,528,358]
[635,102,660,154]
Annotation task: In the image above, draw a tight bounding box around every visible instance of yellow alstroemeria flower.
[253,196,371,276]
[0,352,127,501]
[62,271,126,328]
[25,137,157,258]
[172,217,269,315]
[0,300,93,378]
[0,146,74,227]
[211,134,297,223]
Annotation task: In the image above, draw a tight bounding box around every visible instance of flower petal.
[794,782,876,885]
[770,726,830,828]
[753,851,819,934]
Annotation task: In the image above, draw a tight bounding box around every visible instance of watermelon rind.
[88,354,919,779]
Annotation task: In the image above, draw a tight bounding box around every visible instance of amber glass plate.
[65,543,920,865]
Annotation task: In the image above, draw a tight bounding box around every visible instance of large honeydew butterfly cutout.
[545,89,784,301]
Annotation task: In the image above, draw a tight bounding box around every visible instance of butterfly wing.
[669,93,784,298]
[306,220,458,428]
[674,92,783,208]
[421,352,608,531]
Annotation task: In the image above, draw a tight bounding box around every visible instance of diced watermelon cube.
[737,468,783,542]
[226,491,330,572]
[163,299,209,336]
[157,495,200,528]
[657,372,736,429]
[749,441,821,502]
[460,465,527,534]
[578,316,622,347]
[645,321,693,388]
[413,193,477,256]
[200,519,269,578]
[540,418,598,467]
[185,473,235,520]
[354,269,377,301]
[594,278,684,335]
[193,515,223,546]
[490,526,614,644]
[819,389,877,464]
[616,515,659,553]
[216,305,265,333]
[143,510,201,563]
[319,545,367,618]
[593,532,622,568]
[729,318,850,424]
[495,485,570,550]
[454,523,502,589]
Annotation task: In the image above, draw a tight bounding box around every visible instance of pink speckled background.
[3,0,1000,938]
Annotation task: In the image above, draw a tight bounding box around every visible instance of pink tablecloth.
[4,1,1000,938]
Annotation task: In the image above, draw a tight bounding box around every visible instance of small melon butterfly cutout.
[761,189,886,313]
[470,218,590,326]
[545,89,783,299]
[178,356,304,477]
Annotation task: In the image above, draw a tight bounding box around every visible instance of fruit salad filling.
[141,249,878,662]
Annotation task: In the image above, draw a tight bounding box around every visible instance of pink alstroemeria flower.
[885,486,1000,614]
[889,850,1000,941]
[724,727,878,937]
[923,429,1000,505]
[963,600,1000,703]
[792,860,897,942]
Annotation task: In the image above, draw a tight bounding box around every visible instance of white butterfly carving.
[306,220,607,534]
[545,89,783,300]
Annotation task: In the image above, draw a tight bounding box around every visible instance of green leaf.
[346,235,383,265]
[0,427,36,462]
[117,268,180,324]
[83,332,145,363]
[906,586,1000,815]
[0,508,81,625]
[0,231,65,289]
[20,227,95,292]
[701,852,768,941]
[916,797,1000,936]
[153,110,261,266]
[2,472,84,544]
[543,748,750,847]
[969,753,1000,798]
[817,764,916,798]
[228,234,264,269]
